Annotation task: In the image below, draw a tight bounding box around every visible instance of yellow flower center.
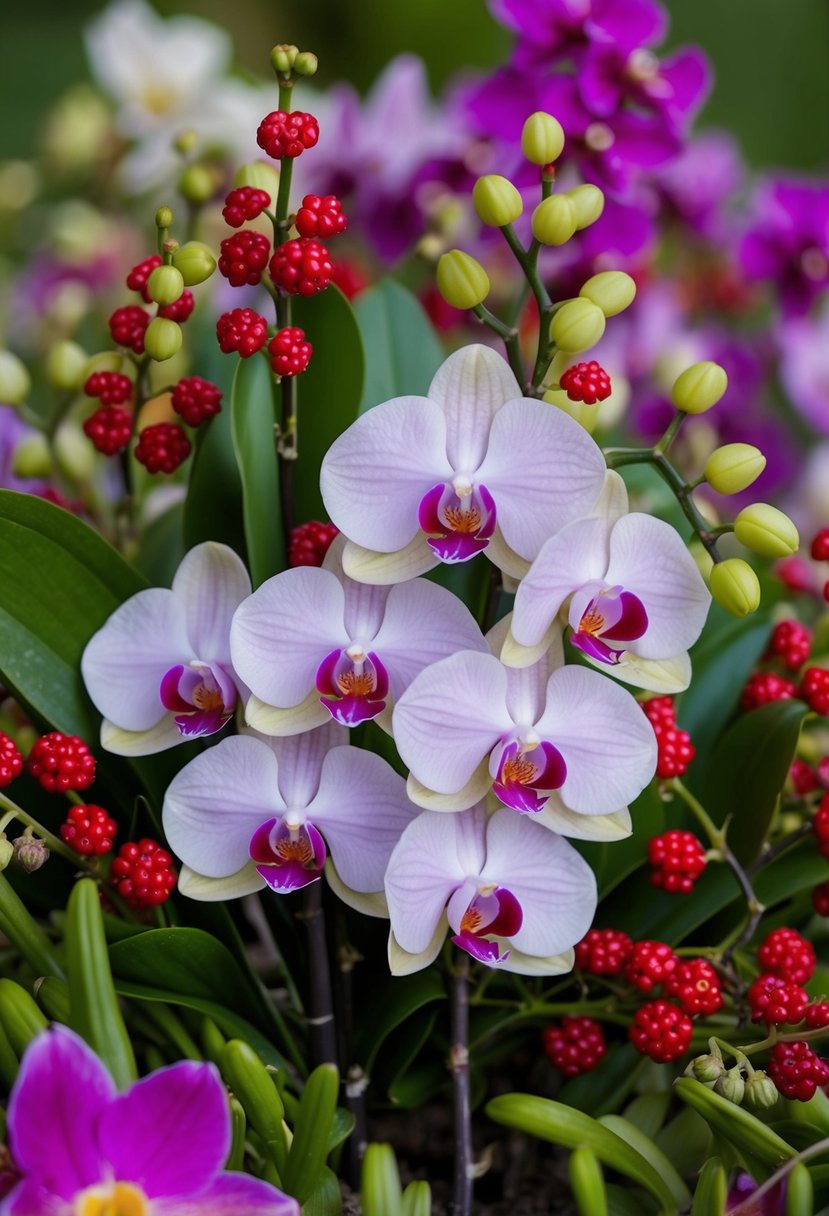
[139,82,180,117]
[76,1181,150,1216]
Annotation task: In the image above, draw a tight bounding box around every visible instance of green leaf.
[183,402,246,557]
[578,785,664,899]
[283,1063,339,1203]
[0,874,63,979]
[654,1107,713,1180]
[302,1167,343,1216]
[569,1146,608,1216]
[292,285,365,524]
[361,1143,403,1216]
[558,1044,646,1116]
[354,278,443,413]
[690,1157,728,1216]
[230,354,285,586]
[674,1078,796,1169]
[598,1115,691,1208]
[354,969,445,1072]
[133,501,185,586]
[220,1039,287,1176]
[0,978,48,1054]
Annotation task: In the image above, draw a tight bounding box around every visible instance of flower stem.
[0,791,93,871]
[728,1134,829,1216]
[450,952,474,1216]
[471,305,525,389]
[296,880,338,1069]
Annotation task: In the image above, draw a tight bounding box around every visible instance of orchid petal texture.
[82,542,250,755]
[320,344,607,581]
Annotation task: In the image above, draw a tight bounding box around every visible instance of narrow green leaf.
[183,402,246,556]
[674,1078,796,1169]
[302,1166,343,1216]
[361,1143,403,1216]
[558,1044,646,1116]
[34,976,71,1023]
[654,1107,713,1179]
[283,1064,340,1203]
[569,1146,609,1216]
[0,1016,19,1091]
[355,969,445,1072]
[220,1039,287,1176]
[400,1180,431,1216]
[622,1093,671,1141]
[230,353,284,586]
[354,278,443,412]
[599,1114,691,1208]
[0,978,47,1054]
[785,1162,814,1215]
[690,1157,728,1215]
[133,501,185,585]
[326,1107,356,1155]
[0,874,63,978]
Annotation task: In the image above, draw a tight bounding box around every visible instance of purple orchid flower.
[726,1171,786,1215]
[82,542,251,755]
[779,310,829,435]
[0,1025,297,1216]
[740,177,829,316]
[653,129,745,241]
[320,344,607,585]
[489,0,668,68]
[163,721,416,908]
[230,539,487,735]
[385,804,597,974]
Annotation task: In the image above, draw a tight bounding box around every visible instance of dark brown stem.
[748,821,814,874]
[450,953,473,1216]
[296,881,338,1069]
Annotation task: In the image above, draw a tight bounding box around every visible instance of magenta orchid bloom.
[0,1025,297,1216]
[509,471,710,691]
[385,804,597,974]
[230,540,487,735]
[490,0,668,69]
[320,344,607,585]
[163,721,416,909]
[82,542,250,755]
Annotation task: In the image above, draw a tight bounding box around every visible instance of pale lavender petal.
[154,1172,299,1215]
[81,589,193,731]
[385,811,472,954]
[428,344,520,473]
[512,517,608,648]
[502,640,562,725]
[320,397,452,552]
[393,651,513,794]
[172,543,251,663]
[341,577,389,640]
[263,721,346,808]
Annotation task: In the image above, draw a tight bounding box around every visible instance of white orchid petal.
[100,715,182,756]
[178,862,265,902]
[428,344,520,472]
[535,797,633,841]
[326,861,388,918]
[388,924,447,976]
[496,947,575,976]
[500,620,563,670]
[385,811,470,954]
[341,535,438,585]
[244,691,330,737]
[592,469,629,525]
[512,517,608,648]
[607,651,693,694]
[486,528,531,580]
[263,722,346,808]
[406,763,492,812]
[172,542,251,664]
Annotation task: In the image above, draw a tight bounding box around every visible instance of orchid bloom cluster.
[83,340,712,976]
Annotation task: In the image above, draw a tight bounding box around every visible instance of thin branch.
[450,953,473,1216]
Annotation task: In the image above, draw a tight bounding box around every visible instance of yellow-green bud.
[144,317,183,362]
[46,340,88,392]
[550,298,606,353]
[692,1053,725,1083]
[294,51,318,76]
[0,351,31,406]
[714,1067,745,1106]
[178,163,218,204]
[734,503,799,558]
[743,1071,778,1111]
[567,183,605,229]
[709,558,761,618]
[155,206,174,230]
[0,835,13,872]
[54,422,96,482]
[472,175,523,227]
[672,361,728,414]
[12,435,52,479]
[271,44,298,73]
[174,130,198,155]
[82,351,123,381]
[234,161,280,196]
[521,112,565,166]
[704,444,767,495]
[580,270,636,317]
[531,195,577,246]
[171,241,217,286]
[146,265,185,306]
[543,388,598,434]
[436,250,490,310]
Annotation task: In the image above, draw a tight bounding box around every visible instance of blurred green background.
[2,0,827,169]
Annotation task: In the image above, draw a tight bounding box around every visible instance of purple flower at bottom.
[0,1025,298,1215]
[726,1171,786,1215]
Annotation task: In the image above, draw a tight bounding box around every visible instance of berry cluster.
[558,361,612,405]
[257,110,319,159]
[295,194,347,239]
[641,696,695,778]
[625,940,680,993]
[60,805,117,857]
[741,671,797,711]
[26,733,95,793]
[171,377,223,428]
[767,1041,829,1101]
[663,959,723,1015]
[109,305,150,354]
[648,831,707,894]
[110,838,176,909]
[747,973,809,1025]
[83,406,132,456]
[216,308,269,358]
[628,1000,693,1063]
[269,238,333,297]
[134,423,191,475]
[84,372,133,407]
[574,928,633,976]
[222,186,271,227]
[801,667,829,715]
[218,230,271,288]
[756,927,815,984]
[542,1017,606,1076]
[0,734,22,788]
[767,619,811,669]
[269,327,313,377]
[126,255,163,300]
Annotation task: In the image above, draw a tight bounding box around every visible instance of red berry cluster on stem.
[126,255,163,301]
[543,1017,606,1076]
[109,305,150,354]
[625,940,680,993]
[27,733,95,793]
[110,838,176,908]
[558,361,612,405]
[663,959,723,1016]
[134,423,191,475]
[83,407,132,456]
[216,308,269,357]
[641,697,695,778]
[295,194,347,239]
[171,377,222,427]
[223,187,271,227]
[767,619,811,670]
[0,734,22,788]
[574,928,633,976]
[756,927,815,984]
[767,1041,829,1101]
[648,830,707,894]
[60,805,117,857]
[84,372,133,407]
[269,238,333,296]
[741,672,797,711]
[629,1000,693,1062]
[747,973,809,1025]
[256,110,319,159]
[268,328,313,377]
[811,527,829,562]
[801,667,829,715]
[218,230,271,287]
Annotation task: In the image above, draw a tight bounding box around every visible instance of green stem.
[472,304,525,388]
[0,792,96,872]
[498,223,557,390]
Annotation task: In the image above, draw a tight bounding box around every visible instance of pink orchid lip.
[159,661,237,738]
[418,481,497,563]
[491,739,567,814]
[315,647,389,726]
[450,886,523,966]
[570,585,648,666]
[249,816,327,893]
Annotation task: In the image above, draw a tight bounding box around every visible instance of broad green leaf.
[230,354,285,586]
[558,1044,646,1116]
[302,1167,343,1216]
[354,278,444,412]
[361,1143,402,1216]
[354,969,445,1072]
[183,402,246,557]
[598,1115,690,1208]
[374,1008,438,1102]
[133,501,185,586]
[578,785,664,898]
[674,1079,796,1169]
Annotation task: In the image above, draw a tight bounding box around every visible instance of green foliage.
[354,278,444,412]
[230,354,285,585]
[283,1063,339,1203]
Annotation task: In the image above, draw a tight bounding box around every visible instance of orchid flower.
[163,721,416,911]
[384,804,597,974]
[0,1025,297,1216]
[82,542,250,755]
[508,471,711,692]
[230,539,487,735]
[320,344,608,585]
[392,620,656,834]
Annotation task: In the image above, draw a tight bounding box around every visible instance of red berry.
[59,804,117,857]
[768,619,811,670]
[268,327,313,377]
[813,881,829,916]
[256,110,319,160]
[790,758,820,795]
[801,667,829,716]
[109,305,151,354]
[27,732,95,793]
[218,230,271,287]
[295,194,347,240]
[158,290,195,323]
[810,527,829,561]
[289,521,340,568]
[805,1001,829,1029]
[776,556,813,593]
[767,1040,829,1101]
[171,377,223,427]
[83,406,133,456]
[110,838,176,909]
[663,958,723,1016]
[269,238,333,297]
[747,973,809,1025]
[629,1000,693,1062]
[757,927,816,985]
[134,423,191,475]
[648,831,707,894]
[824,579,829,604]
[331,258,368,300]
[542,1017,607,1076]
[126,254,163,301]
[625,940,680,993]
[641,697,695,778]
[813,794,829,856]
[216,308,269,358]
[222,186,272,227]
[84,371,133,406]
[0,734,22,788]
[574,928,634,976]
[741,671,798,711]
[559,360,612,405]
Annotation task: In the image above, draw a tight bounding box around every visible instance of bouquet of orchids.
[0,5,828,1214]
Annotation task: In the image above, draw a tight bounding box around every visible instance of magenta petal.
[249,819,279,863]
[418,483,446,534]
[427,534,490,562]
[258,862,322,892]
[153,1171,299,1215]
[493,779,548,814]
[451,932,507,965]
[1,1179,66,1215]
[98,1061,230,1198]
[160,665,190,713]
[174,708,229,738]
[601,591,648,641]
[368,652,390,700]
[571,631,623,665]
[320,694,385,725]
[487,887,524,938]
[315,648,341,697]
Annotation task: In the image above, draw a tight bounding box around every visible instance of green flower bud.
[672,361,728,414]
[550,298,606,353]
[12,435,51,479]
[155,206,174,230]
[0,351,31,406]
[567,183,605,230]
[46,339,88,392]
[144,317,183,362]
[270,44,298,73]
[0,835,13,872]
[13,827,49,874]
[234,161,280,196]
[294,51,319,76]
[173,129,198,155]
[54,421,96,482]
[743,1070,778,1111]
[580,270,636,317]
[436,250,490,310]
[709,558,761,618]
[521,112,565,166]
[704,443,767,495]
[472,175,523,227]
[714,1066,745,1106]
[734,503,799,558]
[146,265,185,306]
[178,163,218,204]
[82,351,123,380]
[531,195,577,246]
[692,1052,725,1083]
[543,388,598,434]
[171,241,217,286]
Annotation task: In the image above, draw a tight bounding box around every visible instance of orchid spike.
[162,721,417,908]
[385,804,597,974]
[81,542,251,755]
[320,344,608,584]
